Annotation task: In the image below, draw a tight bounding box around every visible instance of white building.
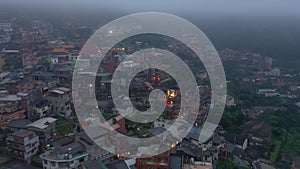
[257,89,280,97]
[40,139,89,169]
[6,129,40,163]
[0,34,11,44]
[35,100,49,118]
[27,117,57,146]
[0,22,13,32]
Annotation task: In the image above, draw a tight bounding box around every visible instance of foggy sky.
[1,0,300,17]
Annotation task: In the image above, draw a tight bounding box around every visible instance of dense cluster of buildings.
[0,9,300,169]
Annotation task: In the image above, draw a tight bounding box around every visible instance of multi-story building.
[0,34,11,44]
[40,137,89,169]
[0,23,13,32]
[183,159,213,169]
[0,80,44,120]
[27,117,57,146]
[0,90,22,104]
[136,152,170,169]
[0,103,26,129]
[34,100,49,118]
[7,119,32,132]
[75,131,115,164]
[21,49,40,69]
[47,87,72,118]
[6,129,39,163]
[0,49,23,71]
[15,81,44,119]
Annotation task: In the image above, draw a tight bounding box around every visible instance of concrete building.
[75,131,115,164]
[183,161,213,169]
[40,137,89,169]
[0,34,11,44]
[6,129,40,163]
[257,89,280,97]
[0,90,22,104]
[0,103,26,129]
[0,49,23,71]
[27,117,57,146]
[136,152,169,169]
[34,100,49,118]
[0,23,13,32]
[47,87,72,118]
[7,119,32,132]
[15,81,44,119]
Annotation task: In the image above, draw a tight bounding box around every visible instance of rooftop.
[240,121,272,138]
[52,48,66,53]
[107,160,129,169]
[41,141,89,161]
[169,154,182,169]
[183,161,213,169]
[7,119,32,129]
[0,94,21,102]
[31,71,55,77]
[0,72,11,79]
[27,117,57,130]
[12,129,34,138]
[83,159,109,169]
[49,87,71,95]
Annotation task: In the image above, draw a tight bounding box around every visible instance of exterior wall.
[27,123,55,146]
[41,153,89,169]
[35,105,49,118]
[47,93,72,118]
[136,153,169,169]
[0,23,13,32]
[0,34,11,44]
[0,108,25,130]
[114,116,126,134]
[16,83,43,119]
[7,133,40,161]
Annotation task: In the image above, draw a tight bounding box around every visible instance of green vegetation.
[217,154,249,169]
[257,105,300,156]
[31,154,42,168]
[55,118,75,137]
[220,108,246,132]
[125,119,152,137]
[281,128,300,156]
[227,80,284,108]
[270,140,282,162]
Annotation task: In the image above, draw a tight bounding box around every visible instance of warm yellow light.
[171,143,176,148]
[167,89,177,98]
[88,83,93,87]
